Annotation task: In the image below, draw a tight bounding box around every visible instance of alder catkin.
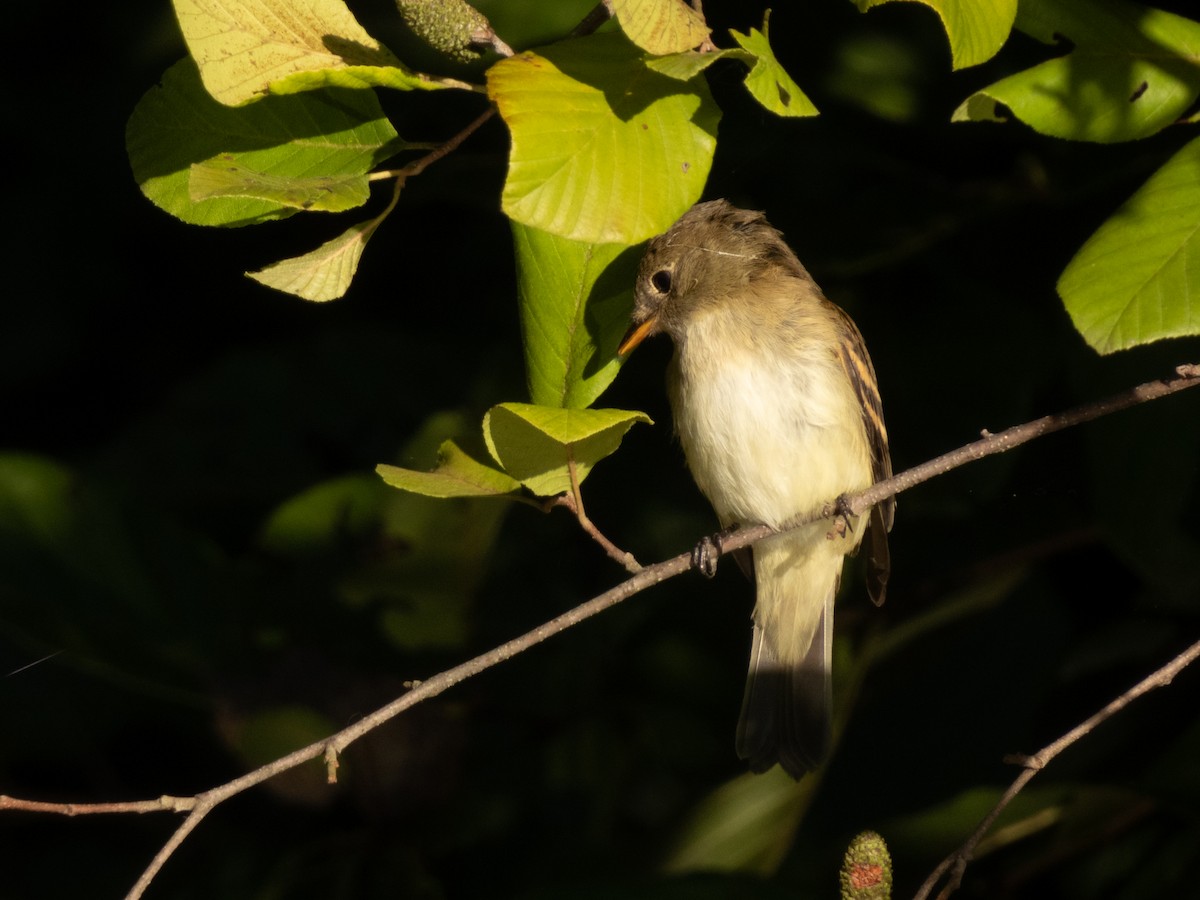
[840,830,893,900]
[394,0,498,62]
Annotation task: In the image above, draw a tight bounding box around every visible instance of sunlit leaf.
[611,0,711,55]
[853,0,1017,69]
[482,403,651,497]
[1058,137,1200,354]
[127,59,397,226]
[729,14,818,117]
[511,222,637,409]
[246,211,388,300]
[189,157,371,212]
[645,15,816,117]
[173,0,462,105]
[952,0,1200,142]
[488,31,719,244]
[376,441,522,498]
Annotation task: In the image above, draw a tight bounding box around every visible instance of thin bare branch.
[914,637,1200,900]
[563,456,643,572]
[4,364,1195,900]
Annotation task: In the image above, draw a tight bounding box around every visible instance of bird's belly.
[671,350,870,529]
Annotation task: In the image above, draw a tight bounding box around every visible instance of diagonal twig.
[913,637,1200,900]
[1,364,1196,900]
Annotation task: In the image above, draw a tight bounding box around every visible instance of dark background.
[4,1,1199,897]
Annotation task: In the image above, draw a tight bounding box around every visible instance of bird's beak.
[618,315,658,356]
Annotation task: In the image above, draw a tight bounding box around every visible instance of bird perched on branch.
[619,199,894,778]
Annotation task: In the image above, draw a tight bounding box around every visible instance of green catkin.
[394,0,496,62]
[840,830,893,900]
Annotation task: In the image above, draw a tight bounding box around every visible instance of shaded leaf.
[376,441,522,499]
[511,222,638,409]
[482,403,651,497]
[488,31,719,244]
[127,59,397,227]
[952,0,1200,142]
[611,0,711,55]
[853,0,1017,69]
[1058,137,1200,353]
[258,474,386,554]
[363,413,513,652]
[662,767,813,874]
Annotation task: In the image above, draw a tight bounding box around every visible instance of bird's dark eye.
[650,269,672,293]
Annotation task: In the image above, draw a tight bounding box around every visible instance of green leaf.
[364,412,512,652]
[482,403,651,497]
[663,767,814,874]
[611,0,711,55]
[376,441,522,498]
[729,13,818,117]
[1058,137,1200,354]
[189,156,371,212]
[512,222,638,409]
[853,0,1017,69]
[643,15,816,117]
[487,31,719,244]
[127,59,398,227]
[952,0,1200,142]
[643,49,718,81]
[258,474,386,555]
[246,210,389,301]
[173,0,464,106]
[267,66,474,97]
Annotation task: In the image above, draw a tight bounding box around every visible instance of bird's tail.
[735,529,842,778]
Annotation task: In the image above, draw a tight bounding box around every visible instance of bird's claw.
[826,494,856,541]
[691,532,725,578]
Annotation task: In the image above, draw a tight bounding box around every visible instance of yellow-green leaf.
[1058,137,1200,354]
[482,403,651,497]
[127,59,398,227]
[729,14,818,117]
[952,0,1200,142]
[853,0,1017,69]
[247,211,388,301]
[611,0,711,55]
[376,441,522,498]
[173,0,454,105]
[189,157,371,212]
[512,222,638,409]
[488,31,719,244]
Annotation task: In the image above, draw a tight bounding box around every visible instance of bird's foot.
[691,525,737,578]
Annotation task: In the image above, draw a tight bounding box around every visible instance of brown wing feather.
[828,302,893,606]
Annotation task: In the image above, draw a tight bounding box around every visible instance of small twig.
[572,2,615,37]
[556,459,643,573]
[373,107,497,183]
[913,637,1200,900]
[0,795,194,816]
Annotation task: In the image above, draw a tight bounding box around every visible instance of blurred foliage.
[4,1,1200,899]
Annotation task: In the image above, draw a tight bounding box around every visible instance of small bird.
[619,200,894,778]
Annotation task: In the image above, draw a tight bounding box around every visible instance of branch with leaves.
[4,364,1196,900]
